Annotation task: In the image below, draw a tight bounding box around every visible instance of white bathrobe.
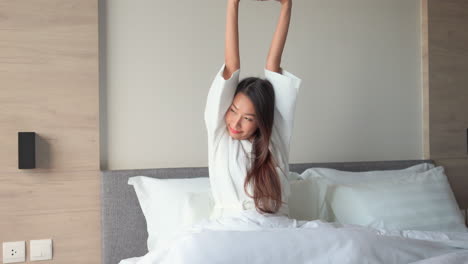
[204,63,302,219]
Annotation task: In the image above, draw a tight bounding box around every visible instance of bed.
[100,159,468,264]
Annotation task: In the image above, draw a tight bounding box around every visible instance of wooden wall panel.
[0,0,100,263]
[434,158,468,210]
[423,0,468,210]
[426,0,468,159]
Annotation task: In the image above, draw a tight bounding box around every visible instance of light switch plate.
[2,241,26,263]
[30,239,53,261]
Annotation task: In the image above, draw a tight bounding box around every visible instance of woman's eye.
[230,108,235,112]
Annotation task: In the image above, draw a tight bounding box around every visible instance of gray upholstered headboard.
[101,159,433,264]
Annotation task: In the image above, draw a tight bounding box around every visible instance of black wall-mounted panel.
[18,132,36,169]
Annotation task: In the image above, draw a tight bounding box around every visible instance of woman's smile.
[229,126,242,134]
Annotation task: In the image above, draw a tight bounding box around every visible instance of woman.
[205,0,302,219]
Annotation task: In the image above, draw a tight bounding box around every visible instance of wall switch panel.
[2,241,26,263]
[30,239,53,261]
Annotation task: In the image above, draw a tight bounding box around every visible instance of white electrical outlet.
[2,241,26,263]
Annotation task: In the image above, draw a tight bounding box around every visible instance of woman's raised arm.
[265,0,292,74]
[223,0,241,80]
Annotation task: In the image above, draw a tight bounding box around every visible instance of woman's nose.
[233,115,242,128]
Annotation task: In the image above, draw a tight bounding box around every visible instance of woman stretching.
[205,0,302,220]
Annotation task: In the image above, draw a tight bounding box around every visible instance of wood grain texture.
[423,0,468,210]
[426,0,468,159]
[434,158,468,210]
[0,210,100,263]
[0,0,100,263]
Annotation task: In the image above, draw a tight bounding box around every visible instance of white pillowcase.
[328,166,466,232]
[289,179,321,220]
[128,176,213,252]
[297,163,435,221]
[128,163,440,251]
[129,173,304,252]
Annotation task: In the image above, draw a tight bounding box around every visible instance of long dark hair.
[235,77,282,214]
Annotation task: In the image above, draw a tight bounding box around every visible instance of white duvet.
[120,210,468,264]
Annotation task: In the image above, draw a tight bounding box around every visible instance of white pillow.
[328,166,466,232]
[129,173,302,251]
[297,163,435,221]
[128,176,213,252]
[288,171,301,181]
[289,179,321,220]
[128,163,437,251]
[301,162,435,183]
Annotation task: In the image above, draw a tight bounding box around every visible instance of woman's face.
[225,92,259,141]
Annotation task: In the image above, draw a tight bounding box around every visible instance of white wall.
[101,0,423,170]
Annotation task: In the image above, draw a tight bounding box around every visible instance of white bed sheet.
[119,210,468,264]
[409,251,468,264]
[119,257,143,264]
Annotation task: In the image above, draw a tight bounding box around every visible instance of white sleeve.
[204,63,241,147]
[264,68,302,167]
